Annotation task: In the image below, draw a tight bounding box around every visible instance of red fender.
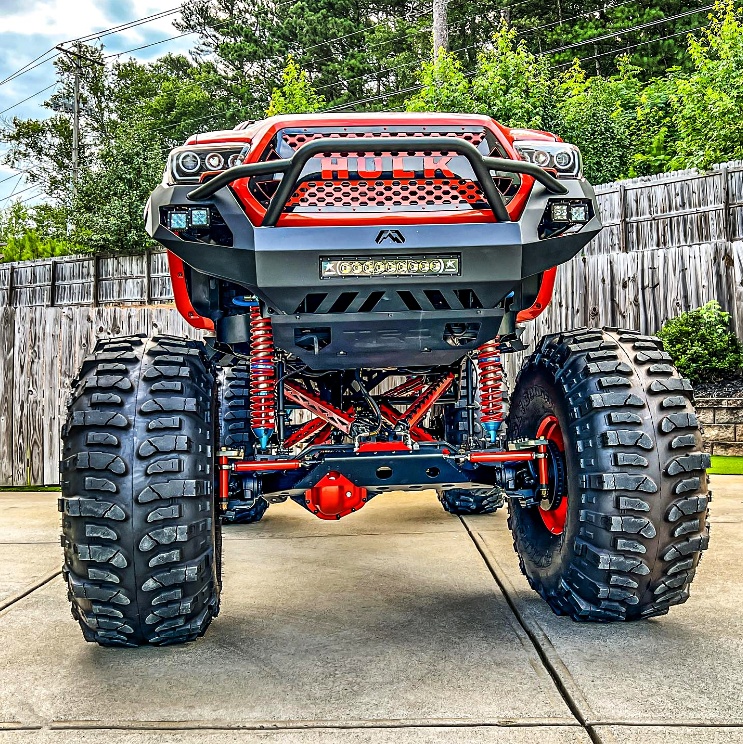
[516,267,557,323]
[167,251,215,331]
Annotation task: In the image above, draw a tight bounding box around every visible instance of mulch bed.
[693,377,743,399]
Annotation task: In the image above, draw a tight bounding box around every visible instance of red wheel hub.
[535,414,567,535]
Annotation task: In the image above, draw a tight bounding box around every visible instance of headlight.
[165,143,251,185]
[513,140,582,179]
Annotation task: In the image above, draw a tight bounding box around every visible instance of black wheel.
[507,328,710,622]
[218,362,269,525]
[439,488,505,515]
[60,336,222,646]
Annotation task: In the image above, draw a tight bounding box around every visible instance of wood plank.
[25,307,44,485]
[12,306,30,485]
[0,307,15,484]
[42,307,63,485]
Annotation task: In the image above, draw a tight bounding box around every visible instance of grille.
[248,127,518,214]
[285,178,488,210]
[281,129,487,151]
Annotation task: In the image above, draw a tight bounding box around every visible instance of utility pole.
[55,45,104,198]
[432,0,449,61]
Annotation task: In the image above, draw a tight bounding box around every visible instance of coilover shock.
[477,338,505,444]
[248,303,276,450]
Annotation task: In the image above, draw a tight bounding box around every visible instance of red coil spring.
[249,305,277,439]
[477,338,504,436]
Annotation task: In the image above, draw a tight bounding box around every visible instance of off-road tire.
[439,488,505,515]
[508,328,710,621]
[219,363,252,450]
[218,362,269,524]
[60,336,221,646]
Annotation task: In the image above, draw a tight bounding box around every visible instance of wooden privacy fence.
[2,161,743,485]
[0,251,199,487]
[508,160,743,377]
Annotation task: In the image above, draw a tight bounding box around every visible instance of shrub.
[658,301,743,383]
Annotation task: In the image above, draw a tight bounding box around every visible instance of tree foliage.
[670,1,743,168]
[0,202,79,262]
[266,58,326,116]
[2,0,743,254]
[471,22,556,129]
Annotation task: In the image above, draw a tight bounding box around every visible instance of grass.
[0,485,60,492]
[708,456,743,475]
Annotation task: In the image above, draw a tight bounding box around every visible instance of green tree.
[71,125,164,254]
[471,21,557,129]
[1,44,238,254]
[554,58,641,184]
[405,50,474,113]
[0,202,79,262]
[670,0,743,169]
[266,58,326,116]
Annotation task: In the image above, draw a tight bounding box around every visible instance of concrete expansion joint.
[0,569,61,614]
[47,718,583,731]
[459,518,608,744]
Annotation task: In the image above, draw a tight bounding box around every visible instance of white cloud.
[1,1,181,44]
[0,1,195,202]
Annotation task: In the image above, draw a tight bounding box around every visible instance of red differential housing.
[477,338,505,443]
[304,471,368,520]
[249,303,277,450]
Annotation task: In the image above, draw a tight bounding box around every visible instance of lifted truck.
[60,113,710,646]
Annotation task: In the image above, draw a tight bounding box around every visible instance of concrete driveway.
[0,477,741,743]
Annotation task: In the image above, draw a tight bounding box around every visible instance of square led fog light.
[550,203,569,222]
[167,211,188,230]
[189,207,211,227]
[569,203,589,222]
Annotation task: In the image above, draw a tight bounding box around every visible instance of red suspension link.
[249,304,277,449]
[477,338,505,443]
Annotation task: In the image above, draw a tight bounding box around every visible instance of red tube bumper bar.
[468,451,537,463]
[232,459,303,473]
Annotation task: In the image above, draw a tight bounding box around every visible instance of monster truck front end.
[57,113,709,648]
[141,113,601,519]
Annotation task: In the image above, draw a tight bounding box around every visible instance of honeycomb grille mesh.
[281,130,486,150]
[285,178,487,210]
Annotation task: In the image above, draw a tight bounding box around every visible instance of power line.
[1,181,37,204]
[71,8,180,44]
[545,4,712,55]
[313,0,681,97]
[15,189,44,206]
[0,7,180,90]
[0,51,57,88]
[553,23,707,68]
[0,170,27,186]
[139,4,715,131]
[0,83,57,117]
[324,10,711,112]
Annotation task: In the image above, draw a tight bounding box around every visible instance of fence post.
[618,183,628,253]
[91,255,99,307]
[720,164,731,243]
[49,260,56,307]
[145,248,152,305]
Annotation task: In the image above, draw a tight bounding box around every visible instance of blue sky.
[0,1,193,205]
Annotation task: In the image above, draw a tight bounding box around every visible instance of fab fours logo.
[375,230,406,244]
